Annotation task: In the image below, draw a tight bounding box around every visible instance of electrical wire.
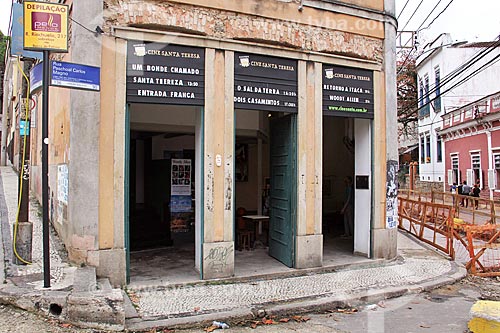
[397,0,412,20]
[13,58,32,265]
[398,0,425,36]
[420,0,456,31]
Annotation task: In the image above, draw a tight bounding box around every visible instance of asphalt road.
[1,276,496,333]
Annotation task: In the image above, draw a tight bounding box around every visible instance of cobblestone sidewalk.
[129,234,457,320]
[0,166,74,288]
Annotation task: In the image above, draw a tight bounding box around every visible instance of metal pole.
[18,60,32,223]
[42,51,50,288]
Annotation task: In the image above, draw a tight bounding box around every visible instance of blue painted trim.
[369,119,374,259]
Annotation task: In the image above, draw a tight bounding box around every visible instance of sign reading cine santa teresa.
[126,41,205,105]
[323,65,374,119]
[234,53,298,113]
[23,1,69,52]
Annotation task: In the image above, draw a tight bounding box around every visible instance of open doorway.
[322,116,356,264]
[233,109,297,276]
[127,104,202,285]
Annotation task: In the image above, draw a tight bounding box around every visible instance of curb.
[125,261,467,331]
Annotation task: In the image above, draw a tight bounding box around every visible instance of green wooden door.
[268,114,296,267]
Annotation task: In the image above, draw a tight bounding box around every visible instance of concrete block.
[371,228,397,259]
[67,289,124,331]
[203,241,234,279]
[295,234,323,269]
[95,249,126,287]
[469,300,500,333]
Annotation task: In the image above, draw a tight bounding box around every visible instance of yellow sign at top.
[24,1,69,52]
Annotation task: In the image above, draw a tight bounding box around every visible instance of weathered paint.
[99,35,117,250]
[123,0,384,39]
[372,70,386,229]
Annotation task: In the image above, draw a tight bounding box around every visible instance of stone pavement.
[0,166,467,332]
[125,232,466,331]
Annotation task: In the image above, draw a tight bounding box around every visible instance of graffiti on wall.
[386,160,398,229]
[204,244,233,273]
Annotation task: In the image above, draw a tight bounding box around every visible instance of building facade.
[416,34,500,189]
[441,92,500,200]
[3,0,398,285]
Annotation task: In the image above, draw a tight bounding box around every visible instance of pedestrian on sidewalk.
[450,182,457,205]
[461,181,471,207]
[471,183,481,209]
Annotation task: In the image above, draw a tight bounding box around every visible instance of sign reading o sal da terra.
[234,53,298,113]
[323,65,374,118]
[126,41,205,105]
[23,1,68,52]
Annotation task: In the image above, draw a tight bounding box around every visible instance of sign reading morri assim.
[322,65,374,119]
[126,41,205,105]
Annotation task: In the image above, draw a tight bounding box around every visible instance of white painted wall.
[354,119,371,257]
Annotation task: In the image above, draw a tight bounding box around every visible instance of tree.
[0,31,9,108]
[397,51,418,141]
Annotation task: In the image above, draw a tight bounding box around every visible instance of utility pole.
[13,59,33,265]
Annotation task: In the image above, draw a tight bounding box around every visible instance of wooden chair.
[236,207,254,251]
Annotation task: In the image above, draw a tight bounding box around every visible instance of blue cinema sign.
[50,61,100,91]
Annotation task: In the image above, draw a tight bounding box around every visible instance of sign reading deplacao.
[23,1,69,52]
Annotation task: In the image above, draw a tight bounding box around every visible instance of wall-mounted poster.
[170,159,192,233]
[235,144,248,182]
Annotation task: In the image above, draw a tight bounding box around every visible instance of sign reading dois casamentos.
[126,41,205,105]
[234,53,298,113]
[323,65,374,118]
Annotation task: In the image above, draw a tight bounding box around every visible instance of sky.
[396,0,500,46]
[0,0,12,36]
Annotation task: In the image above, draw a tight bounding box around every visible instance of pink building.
[441,91,500,199]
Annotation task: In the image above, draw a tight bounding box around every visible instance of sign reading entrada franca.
[234,53,298,113]
[126,41,205,105]
[323,65,374,118]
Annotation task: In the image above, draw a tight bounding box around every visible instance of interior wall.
[354,118,372,256]
[151,135,195,160]
[322,117,354,213]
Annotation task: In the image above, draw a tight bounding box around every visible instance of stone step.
[73,266,97,293]
[97,278,112,292]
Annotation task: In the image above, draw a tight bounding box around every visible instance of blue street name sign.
[30,62,43,94]
[50,61,100,91]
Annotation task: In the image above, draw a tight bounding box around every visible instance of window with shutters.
[495,153,500,189]
[451,154,459,184]
[471,152,482,187]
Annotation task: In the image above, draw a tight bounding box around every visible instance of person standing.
[461,181,471,207]
[341,176,354,238]
[471,183,481,209]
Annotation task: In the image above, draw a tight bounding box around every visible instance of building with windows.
[440,91,500,200]
[2,0,398,286]
[416,34,500,190]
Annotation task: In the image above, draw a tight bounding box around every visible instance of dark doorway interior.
[322,116,355,252]
[129,130,195,251]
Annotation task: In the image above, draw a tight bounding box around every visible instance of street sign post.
[23,1,69,289]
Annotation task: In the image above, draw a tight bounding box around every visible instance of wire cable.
[420,0,456,31]
[13,58,32,265]
[397,0,412,20]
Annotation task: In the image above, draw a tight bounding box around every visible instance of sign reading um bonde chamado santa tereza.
[126,41,205,105]
[323,65,374,119]
[234,53,298,113]
[23,1,68,52]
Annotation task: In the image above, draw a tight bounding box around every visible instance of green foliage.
[0,31,9,65]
